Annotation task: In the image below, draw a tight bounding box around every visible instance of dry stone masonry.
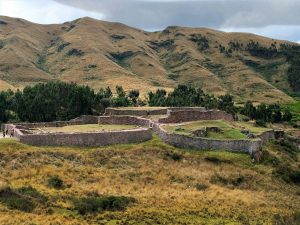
[2,107,277,154]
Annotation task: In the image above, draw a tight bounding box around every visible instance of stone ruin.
[2,107,278,155]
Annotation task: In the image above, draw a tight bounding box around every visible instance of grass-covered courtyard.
[32,124,138,134]
[163,120,271,140]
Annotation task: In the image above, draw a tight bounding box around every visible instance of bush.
[272,212,300,224]
[47,176,64,189]
[273,164,300,184]
[210,173,249,189]
[0,186,46,212]
[67,48,84,56]
[73,195,136,215]
[274,139,298,159]
[194,183,209,191]
[204,156,232,164]
[163,151,183,161]
[255,120,266,127]
[17,186,48,202]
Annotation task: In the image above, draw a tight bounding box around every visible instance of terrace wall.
[104,108,167,116]
[152,123,262,154]
[6,115,99,130]
[14,121,84,129]
[256,130,275,145]
[158,110,233,124]
[98,116,152,127]
[76,115,99,124]
[19,128,152,147]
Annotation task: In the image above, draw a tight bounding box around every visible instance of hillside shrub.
[189,34,209,50]
[204,156,232,164]
[73,195,136,215]
[194,183,209,191]
[0,186,46,212]
[273,164,300,184]
[17,186,48,202]
[57,42,70,52]
[163,151,183,161]
[67,48,84,56]
[210,173,249,189]
[47,176,64,189]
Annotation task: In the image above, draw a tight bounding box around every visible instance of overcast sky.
[0,0,299,43]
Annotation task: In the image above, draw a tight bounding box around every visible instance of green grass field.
[163,120,270,140]
[285,101,300,121]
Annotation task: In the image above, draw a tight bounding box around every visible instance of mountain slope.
[0,16,298,103]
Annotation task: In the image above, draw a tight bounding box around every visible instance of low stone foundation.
[152,123,262,154]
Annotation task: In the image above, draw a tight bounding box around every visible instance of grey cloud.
[54,0,300,30]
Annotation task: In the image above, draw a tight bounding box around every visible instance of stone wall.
[3,124,16,136]
[256,130,275,145]
[14,128,23,141]
[2,108,276,152]
[105,108,167,116]
[104,107,206,117]
[8,115,99,130]
[158,110,233,123]
[152,123,262,154]
[77,115,99,124]
[19,128,152,147]
[14,121,84,129]
[167,107,206,114]
[98,116,152,127]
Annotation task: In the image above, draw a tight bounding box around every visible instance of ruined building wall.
[152,123,262,154]
[19,128,152,147]
[158,110,233,123]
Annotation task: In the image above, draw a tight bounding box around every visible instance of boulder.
[247,133,255,139]
[192,128,207,137]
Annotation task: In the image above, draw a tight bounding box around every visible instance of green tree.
[241,101,256,119]
[282,109,293,121]
[116,86,126,98]
[128,90,139,106]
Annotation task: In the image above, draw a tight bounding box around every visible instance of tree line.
[0,81,293,124]
[0,82,142,123]
[241,101,292,125]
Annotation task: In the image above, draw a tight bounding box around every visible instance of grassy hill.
[0,16,299,104]
[0,137,299,224]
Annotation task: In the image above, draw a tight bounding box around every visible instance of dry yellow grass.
[0,136,299,224]
[0,16,296,103]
